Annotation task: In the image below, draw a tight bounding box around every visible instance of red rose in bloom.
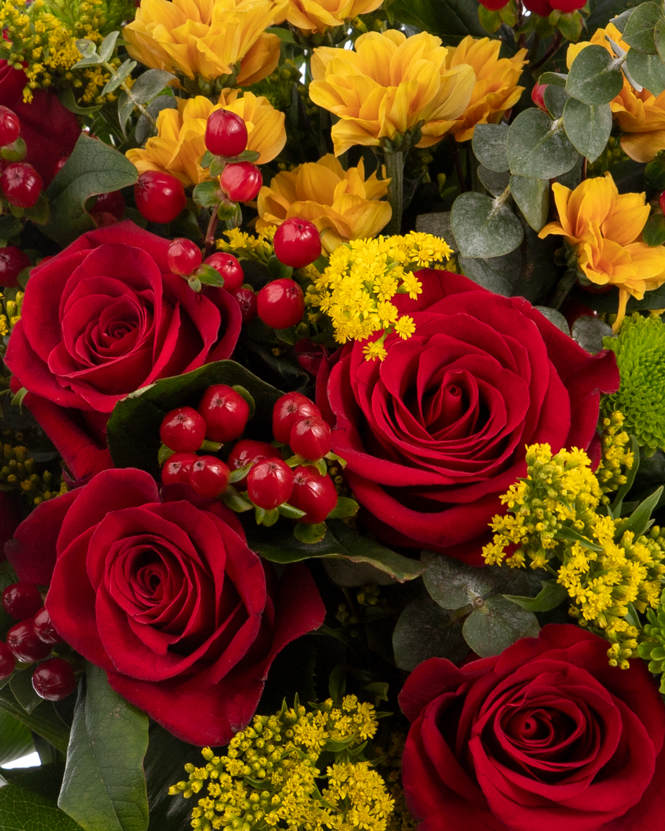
[399,626,665,831]
[5,221,241,479]
[5,469,325,745]
[317,271,618,563]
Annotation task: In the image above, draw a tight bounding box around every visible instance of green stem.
[103,61,157,128]
[550,268,578,310]
[384,149,404,236]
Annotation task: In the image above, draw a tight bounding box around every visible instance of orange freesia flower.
[308,30,476,156]
[256,154,392,252]
[539,173,665,328]
[126,91,286,186]
[124,0,286,85]
[446,36,527,142]
[567,24,665,163]
[276,0,383,34]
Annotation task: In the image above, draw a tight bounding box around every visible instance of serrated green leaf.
[462,595,540,658]
[471,123,510,172]
[566,44,624,104]
[451,191,523,258]
[509,175,549,232]
[623,2,662,53]
[626,47,665,94]
[393,597,468,671]
[507,109,578,179]
[0,766,82,831]
[562,97,613,162]
[504,579,568,612]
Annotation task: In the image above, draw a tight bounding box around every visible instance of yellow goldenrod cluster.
[0,432,67,507]
[483,443,665,668]
[596,411,634,500]
[0,290,23,340]
[373,732,417,831]
[170,695,393,831]
[308,232,451,360]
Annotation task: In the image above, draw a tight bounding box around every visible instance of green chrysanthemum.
[603,313,665,453]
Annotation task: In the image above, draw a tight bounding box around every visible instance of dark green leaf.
[477,165,510,197]
[643,212,665,245]
[450,192,523,258]
[544,84,568,118]
[0,709,34,767]
[462,595,540,658]
[292,522,328,544]
[0,561,18,632]
[192,181,221,209]
[539,71,568,86]
[507,110,578,179]
[471,123,510,172]
[555,525,604,551]
[533,306,570,333]
[626,47,665,94]
[58,88,104,116]
[0,766,82,831]
[23,193,49,225]
[562,98,613,162]
[509,175,549,232]
[655,17,665,61]
[566,45,624,104]
[10,670,43,714]
[0,215,22,241]
[393,597,469,671]
[620,485,663,537]
[129,70,176,105]
[387,0,486,43]
[504,579,568,612]
[0,689,69,753]
[571,316,614,353]
[322,558,398,587]
[101,59,137,96]
[623,2,662,53]
[422,551,500,610]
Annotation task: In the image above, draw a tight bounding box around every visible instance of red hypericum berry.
[90,190,125,222]
[0,641,15,679]
[32,658,76,701]
[204,252,244,294]
[205,109,248,158]
[167,238,202,276]
[257,279,304,329]
[2,582,42,620]
[478,0,509,9]
[273,218,322,268]
[0,105,20,146]
[561,299,599,329]
[235,286,258,323]
[247,458,294,510]
[33,606,62,645]
[189,455,230,498]
[227,439,281,488]
[6,619,52,662]
[1,162,42,208]
[0,244,29,288]
[220,162,262,202]
[531,83,548,111]
[198,384,250,442]
[54,156,68,176]
[290,416,332,460]
[161,451,198,486]
[134,170,186,224]
[159,407,207,452]
[290,466,338,524]
[272,392,322,444]
[523,0,552,13]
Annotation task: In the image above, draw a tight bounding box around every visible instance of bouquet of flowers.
[2,0,665,828]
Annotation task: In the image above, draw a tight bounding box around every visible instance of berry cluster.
[166,237,246,298]
[0,581,76,701]
[205,109,263,204]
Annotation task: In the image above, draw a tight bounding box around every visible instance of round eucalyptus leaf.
[507,109,579,179]
[509,175,549,232]
[478,165,511,197]
[623,2,662,54]
[626,47,665,94]
[562,97,613,162]
[451,191,523,259]
[566,45,624,104]
[393,597,469,671]
[534,306,570,334]
[472,123,510,172]
[462,595,540,658]
[422,551,498,610]
[571,316,614,353]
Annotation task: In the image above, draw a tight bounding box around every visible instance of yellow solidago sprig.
[483,442,665,669]
[169,695,394,831]
[596,411,634,500]
[308,232,451,360]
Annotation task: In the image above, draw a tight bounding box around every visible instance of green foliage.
[0,709,34,767]
[509,175,549,232]
[450,191,523,258]
[506,110,578,179]
[562,99,613,162]
[566,45,624,105]
[0,766,82,831]
[392,597,469,671]
[387,0,487,43]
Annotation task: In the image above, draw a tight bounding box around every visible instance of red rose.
[399,626,665,831]
[6,469,325,745]
[5,221,241,479]
[317,271,618,563]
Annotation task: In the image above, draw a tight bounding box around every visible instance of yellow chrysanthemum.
[445,36,527,142]
[539,172,665,329]
[309,29,476,156]
[256,154,391,253]
[126,90,286,186]
[567,24,665,163]
[124,0,286,84]
[274,0,383,34]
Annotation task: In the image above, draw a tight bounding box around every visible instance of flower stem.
[384,150,404,236]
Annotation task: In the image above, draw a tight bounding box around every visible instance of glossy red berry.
[0,642,15,679]
[205,109,248,157]
[167,238,202,276]
[272,392,321,444]
[0,244,29,288]
[90,190,125,222]
[273,218,322,268]
[7,619,52,662]
[0,106,20,146]
[33,606,63,645]
[54,156,68,176]
[478,0,509,9]
[32,658,76,701]
[531,83,548,111]
[247,458,294,510]
[227,439,281,488]
[522,0,552,13]
[159,407,207,452]
[134,170,186,224]
[198,384,250,442]
[204,252,244,294]
[235,286,258,322]
[290,466,338,524]
[290,416,332,460]
[220,162,262,202]
[161,451,198,486]
[257,279,304,329]
[189,455,230,498]
[2,582,42,620]
[1,162,42,208]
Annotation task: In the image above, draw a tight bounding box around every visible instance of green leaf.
[59,665,149,831]
[471,123,510,172]
[23,193,49,225]
[611,435,640,515]
[507,110,578,179]
[566,44,624,104]
[477,165,510,197]
[620,485,663,537]
[477,4,502,32]
[626,47,665,94]
[387,0,486,43]
[326,497,358,519]
[533,306,570,334]
[0,766,82,831]
[562,98,613,162]
[392,597,469,671]
[101,59,137,96]
[623,2,662,53]
[135,96,177,146]
[277,502,307,519]
[0,709,34,767]
[543,84,568,118]
[462,595,540,658]
[129,70,176,105]
[643,213,665,245]
[0,215,22,241]
[10,670,43,714]
[0,689,69,753]
[192,180,221,209]
[43,135,137,246]
[0,560,18,632]
[539,71,568,86]
[555,525,604,551]
[509,175,549,232]
[655,17,665,61]
[196,264,224,287]
[556,11,584,42]
[571,315,614,353]
[450,191,523,258]
[97,31,120,63]
[422,551,500,610]
[117,91,135,135]
[504,579,568,612]
[292,522,327,544]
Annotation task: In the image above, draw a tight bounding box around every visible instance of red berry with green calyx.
[290,466,338,524]
[0,642,15,679]
[220,161,262,202]
[235,286,257,322]
[160,407,207,452]
[2,582,42,620]
[274,217,322,268]
[33,606,62,645]
[7,619,52,662]
[227,439,281,488]
[198,384,250,442]
[272,392,321,444]
[189,456,230,498]
[0,106,20,146]
[167,238,202,276]
[247,458,294,510]
[134,170,186,224]
[205,109,248,158]
[290,416,332,460]
[257,279,304,329]
[0,245,29,288]
[32,658,76,701]
[1,162,42,208]
[204,252,244,294]
[531,83,548,111]
[161,451,198,486]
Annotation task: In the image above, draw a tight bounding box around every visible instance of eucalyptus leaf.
[471,123,510,172]
[135,96,177,145]
[507,109,578,179]
[562,98,613,161]
[626,47,665,94]
[544,84,569,118]
[566,44,624,104]
[539,71,568,86]
[414,211,457,253]
[422,551,500,610]
[477,165,511,197]
[571,315,614,353]
[504,580,568,612]
[129,69,176,105]
[393,597,469,671]
[450,191,523,258]
[462,595,540,658]
[623,2,662,53]
[101,59,137,96]
[117,91,135,134]
[509,175,549,232]
[533,306,570,333]
[655,17,665,61]
[97,31,120,63]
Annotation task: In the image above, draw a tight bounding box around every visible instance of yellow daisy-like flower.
[256,154,391,253]
[567,24,665,163]
[309,29,476,156]
[539,172,665,329]
[275,0,383,34]
[124,0,286,84]
[126,90,286,186]
[445,36,527,143]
